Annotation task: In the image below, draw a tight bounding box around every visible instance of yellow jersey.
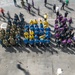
[24,32,29,39]
[30,20,34,25]
[29,31,34,35]
[29,35,34,40]
[44,20,49,28]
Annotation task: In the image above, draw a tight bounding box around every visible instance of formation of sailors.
[54,13,75,47]
[0,13,25,47]
[24,19,51,47]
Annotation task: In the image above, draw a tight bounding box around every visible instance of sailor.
[21,0,25,8]
[28,3,31,13]
[32,0,34,8]
[24,32,29,39]
[45,38,50,46]
[3,38,9,47]
[29,39,34,47]
[39,27,44,35]
[39,35,45,46]
[34,27,39,35]
[65,0,69,6]
[38,7,40,15]
[40,20,43,28]
[34,38,39,46]
[29,34,34,40]
[34,19,38,25]
[44,0,47,6]
[53,4,56,12]
[64,11,68,17]
[30,20,34,26]
[14,13,19,21]
[0,31,4,40]
[13,0,17,6]
[1,29,5,36]
[61,2,65,10]
[23,39,29,46]
[44,20,49,28]
[0,8,5,17]
[8,36,16,46]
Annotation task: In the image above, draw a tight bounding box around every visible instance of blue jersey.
[24,25,29,29]
[34,27,39,31]
[35,30,39,35]
[40,24,43,28]
[34,39,39,44]
[45,27,51,31]
[29,40,34,45]
[34,35,39,39]
[40,39,45,43]
[45,39,50,44]
[24,39,29,44]
[34,24,38,28]
[30,27,34,31]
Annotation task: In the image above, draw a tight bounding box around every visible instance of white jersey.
[56,7,59,12]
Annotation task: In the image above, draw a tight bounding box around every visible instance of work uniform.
[29,39,34,46]
[28,3,31,13]
[29,34,34,40]
[34,19,38,25]
[21,0,25,7]
[24,39,29,46]
[40,20,43,28]
[39,28,44,35]
[44,0,47,6]
[53,4,56,12]
[3,39,9,47]
[29,30,34,40]
[12,24,16,30]
[65,0,69,6]
[30,20,34,25]
[34,38,39,46]
[24,32,29,39]
[9,37,16,45]
[1,29,5,36]
[0,32,4,40]
[39,35,45,46]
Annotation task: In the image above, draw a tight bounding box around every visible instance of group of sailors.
[0,11,52,47]
[0,13,25,47]
[23,19,51,47]
[54,13,75,47]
